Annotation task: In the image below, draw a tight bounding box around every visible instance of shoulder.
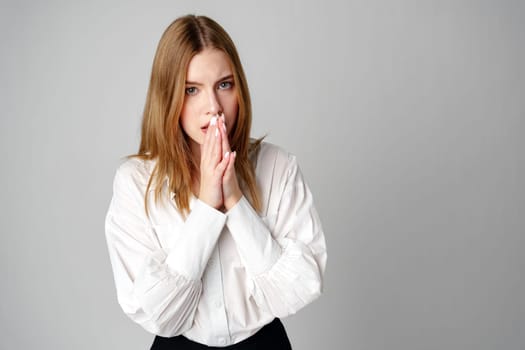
[113,156,157,190]
[256,141,295,162]
[255,142,298,176]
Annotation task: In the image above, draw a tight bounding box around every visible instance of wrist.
[224,192,242,211]
[198,191,223,210]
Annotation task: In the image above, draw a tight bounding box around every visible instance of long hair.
[134,15,261,216]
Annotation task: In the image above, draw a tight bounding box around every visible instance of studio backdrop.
[1,1,524,349]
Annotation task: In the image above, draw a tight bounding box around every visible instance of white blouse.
[105,142,327,347]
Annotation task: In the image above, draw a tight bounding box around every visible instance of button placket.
[202,245,230,345]
[214,237,231,345]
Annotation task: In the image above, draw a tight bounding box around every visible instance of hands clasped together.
[198,114,242,211]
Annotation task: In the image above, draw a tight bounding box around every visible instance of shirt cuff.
[226,196,282,276]
[165,199,226,280]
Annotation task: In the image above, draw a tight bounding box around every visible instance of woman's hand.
[219,115,242,210]
[198,116,229,209]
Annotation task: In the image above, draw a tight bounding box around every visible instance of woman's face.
[180,48,239,152]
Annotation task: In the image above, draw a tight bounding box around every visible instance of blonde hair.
[133,15,261,216]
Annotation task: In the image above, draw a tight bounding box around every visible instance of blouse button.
[218,337,226,345]
[215,300,223,308]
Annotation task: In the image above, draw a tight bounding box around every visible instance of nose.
[206,89,222,116]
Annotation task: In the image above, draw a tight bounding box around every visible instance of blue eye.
[185,87,197,95]
[218,81,233,90]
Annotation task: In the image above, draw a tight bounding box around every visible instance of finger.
[202,116,219,166]
[219,116,231,154]
[216,150,230,175]
[213,122,223,162]
[220,113,227,138]
[223,150,236,179]
[203,125,221,168]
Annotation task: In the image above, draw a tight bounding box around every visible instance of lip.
[201,126,208,133]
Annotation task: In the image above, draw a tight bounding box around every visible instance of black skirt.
[150,318,292,349]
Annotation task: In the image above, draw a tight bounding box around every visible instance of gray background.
[1,0,524,349]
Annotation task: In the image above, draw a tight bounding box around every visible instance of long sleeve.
[104,159,226,337]
[225,151,327,318]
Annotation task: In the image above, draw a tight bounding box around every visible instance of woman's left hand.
[219,116,242,210]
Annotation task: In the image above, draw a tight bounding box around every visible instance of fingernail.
[210,117,217,126]
[215,128,219,137]
[224,151,230,158]
[222,123,227,132]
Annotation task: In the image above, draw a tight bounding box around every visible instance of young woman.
[105,15,327,349]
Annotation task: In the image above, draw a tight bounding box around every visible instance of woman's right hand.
[198,116,229,209]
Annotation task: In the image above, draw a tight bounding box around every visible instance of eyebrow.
[185,74,234,86]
